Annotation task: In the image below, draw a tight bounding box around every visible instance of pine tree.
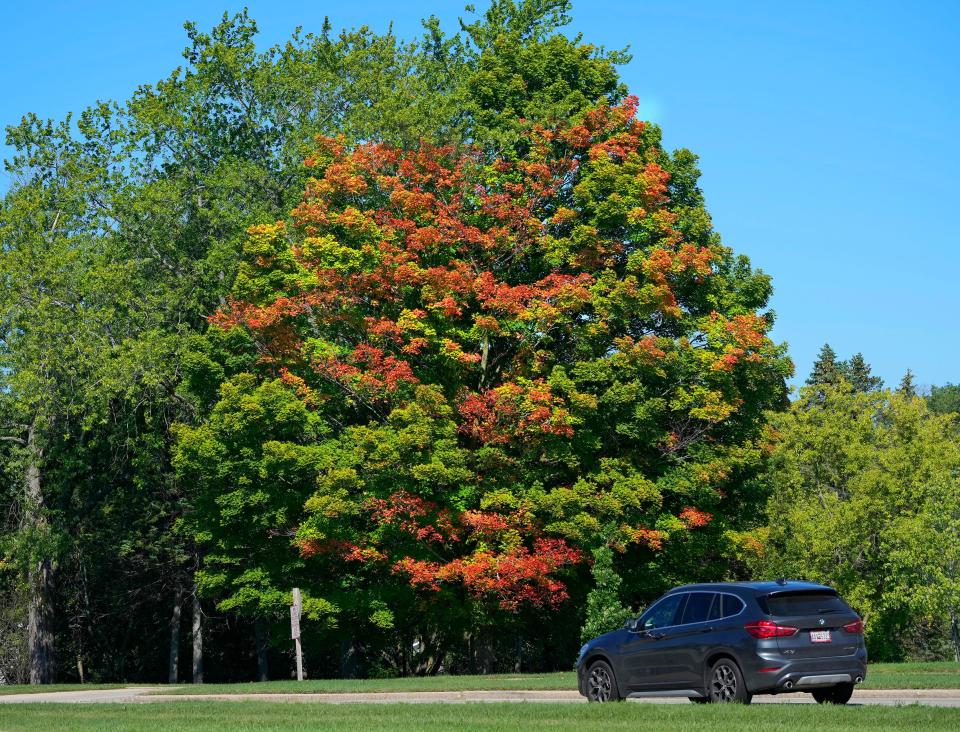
[898,369,917,398]
[580,546,633,644]
[844,353,883,393]
[807,344,842,386]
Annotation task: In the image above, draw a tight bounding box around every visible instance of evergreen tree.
[898,369,917,398]
[807,343,842,386]
[843,353,883,393]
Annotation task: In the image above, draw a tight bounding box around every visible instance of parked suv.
[576,580,866,704]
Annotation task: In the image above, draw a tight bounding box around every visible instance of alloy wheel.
[588,664,614,702]
[710,663,738,702]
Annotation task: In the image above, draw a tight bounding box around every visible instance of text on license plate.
[809,630,832,643]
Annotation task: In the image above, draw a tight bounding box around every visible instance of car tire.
[706,659,752,704]
[585,659,621,702]
[811,683,854,705]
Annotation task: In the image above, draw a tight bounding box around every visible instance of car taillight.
[843,619,864,634]
[744,620,798,638]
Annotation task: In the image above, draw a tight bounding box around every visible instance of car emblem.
[819,618,825,626]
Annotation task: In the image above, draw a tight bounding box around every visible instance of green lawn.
[864,662,960,689]
[150,661,960,695]
[0,683,131,696]
[1,702,959,731]
[1,661,957,698]
[154,672,576,695]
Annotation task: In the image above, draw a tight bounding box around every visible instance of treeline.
[756,345,960,662]
[0,1,956,686]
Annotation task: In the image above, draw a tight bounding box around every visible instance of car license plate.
[809,630,832,643]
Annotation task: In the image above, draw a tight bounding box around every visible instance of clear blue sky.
[3,1,958,390]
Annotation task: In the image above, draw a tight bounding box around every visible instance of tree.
[928,384,960,416]
[176,95,790,671]
[844,352,883,393]
[806,343,842,386]
[754,382,960,660]
[3,2,622,682]
[580,545,632,644]
[897,369,917,398]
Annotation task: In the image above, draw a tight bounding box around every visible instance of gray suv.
[576,580,867,704]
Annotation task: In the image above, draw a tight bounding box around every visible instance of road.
[1,687,960,706]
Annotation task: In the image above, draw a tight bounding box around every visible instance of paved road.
[2,687,960,706]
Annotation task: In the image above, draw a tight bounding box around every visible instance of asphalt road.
[1,688,960,706]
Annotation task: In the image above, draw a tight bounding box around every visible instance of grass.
[1,701,960,731]
[864,662,960,689]
[154,672,577,695]
[0,683,131,696]
[0,661,956,698]
[150,661,960,695]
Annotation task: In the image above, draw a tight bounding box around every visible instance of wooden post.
[291,588,303,681]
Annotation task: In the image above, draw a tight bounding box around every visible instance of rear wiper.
[817,608,840,614]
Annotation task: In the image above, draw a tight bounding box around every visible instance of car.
[576,579,867,704]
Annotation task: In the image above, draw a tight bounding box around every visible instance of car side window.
[721,594,745,618]
[680,592,715,625]
[641,594,685,630]
[707,593,722,621]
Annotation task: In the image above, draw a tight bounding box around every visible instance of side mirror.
[623,618,639,631]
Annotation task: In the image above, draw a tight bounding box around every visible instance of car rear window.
[720,594,744,618]
[706,594,744,620]
[763,591,849,616]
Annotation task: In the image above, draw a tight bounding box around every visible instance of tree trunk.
[168,586,182,684]
[25,434,55,685]
[254,619,269,682]
[191,588,203,684]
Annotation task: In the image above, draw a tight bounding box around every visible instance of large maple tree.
[175,97,790,657]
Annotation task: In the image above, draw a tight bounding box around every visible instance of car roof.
[665,580,835,596]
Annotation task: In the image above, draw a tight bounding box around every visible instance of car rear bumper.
[744,652,867,694]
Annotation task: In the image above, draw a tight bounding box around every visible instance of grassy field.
[147,661,960,695]
[0,661,957,698]
[1,701,960,731]
[0,683,131,696]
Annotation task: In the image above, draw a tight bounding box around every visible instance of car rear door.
[763,590,862,659]
[672,592,719,686]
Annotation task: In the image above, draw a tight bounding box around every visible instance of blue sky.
[2,1,958,390]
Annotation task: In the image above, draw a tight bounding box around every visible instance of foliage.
[1,0,796,681]
[177,94,790,669]
[580,545,633,644]
[806,343,842,387]
[898,369,917,398]
[806,343,882,393]
[754,382,960,661]
[928,383,960,416]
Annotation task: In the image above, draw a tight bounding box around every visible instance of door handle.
[700,626,715,633]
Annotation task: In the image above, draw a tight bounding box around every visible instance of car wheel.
[706,659,752,704]
[586,660,621,702]
[811,683,854,705]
